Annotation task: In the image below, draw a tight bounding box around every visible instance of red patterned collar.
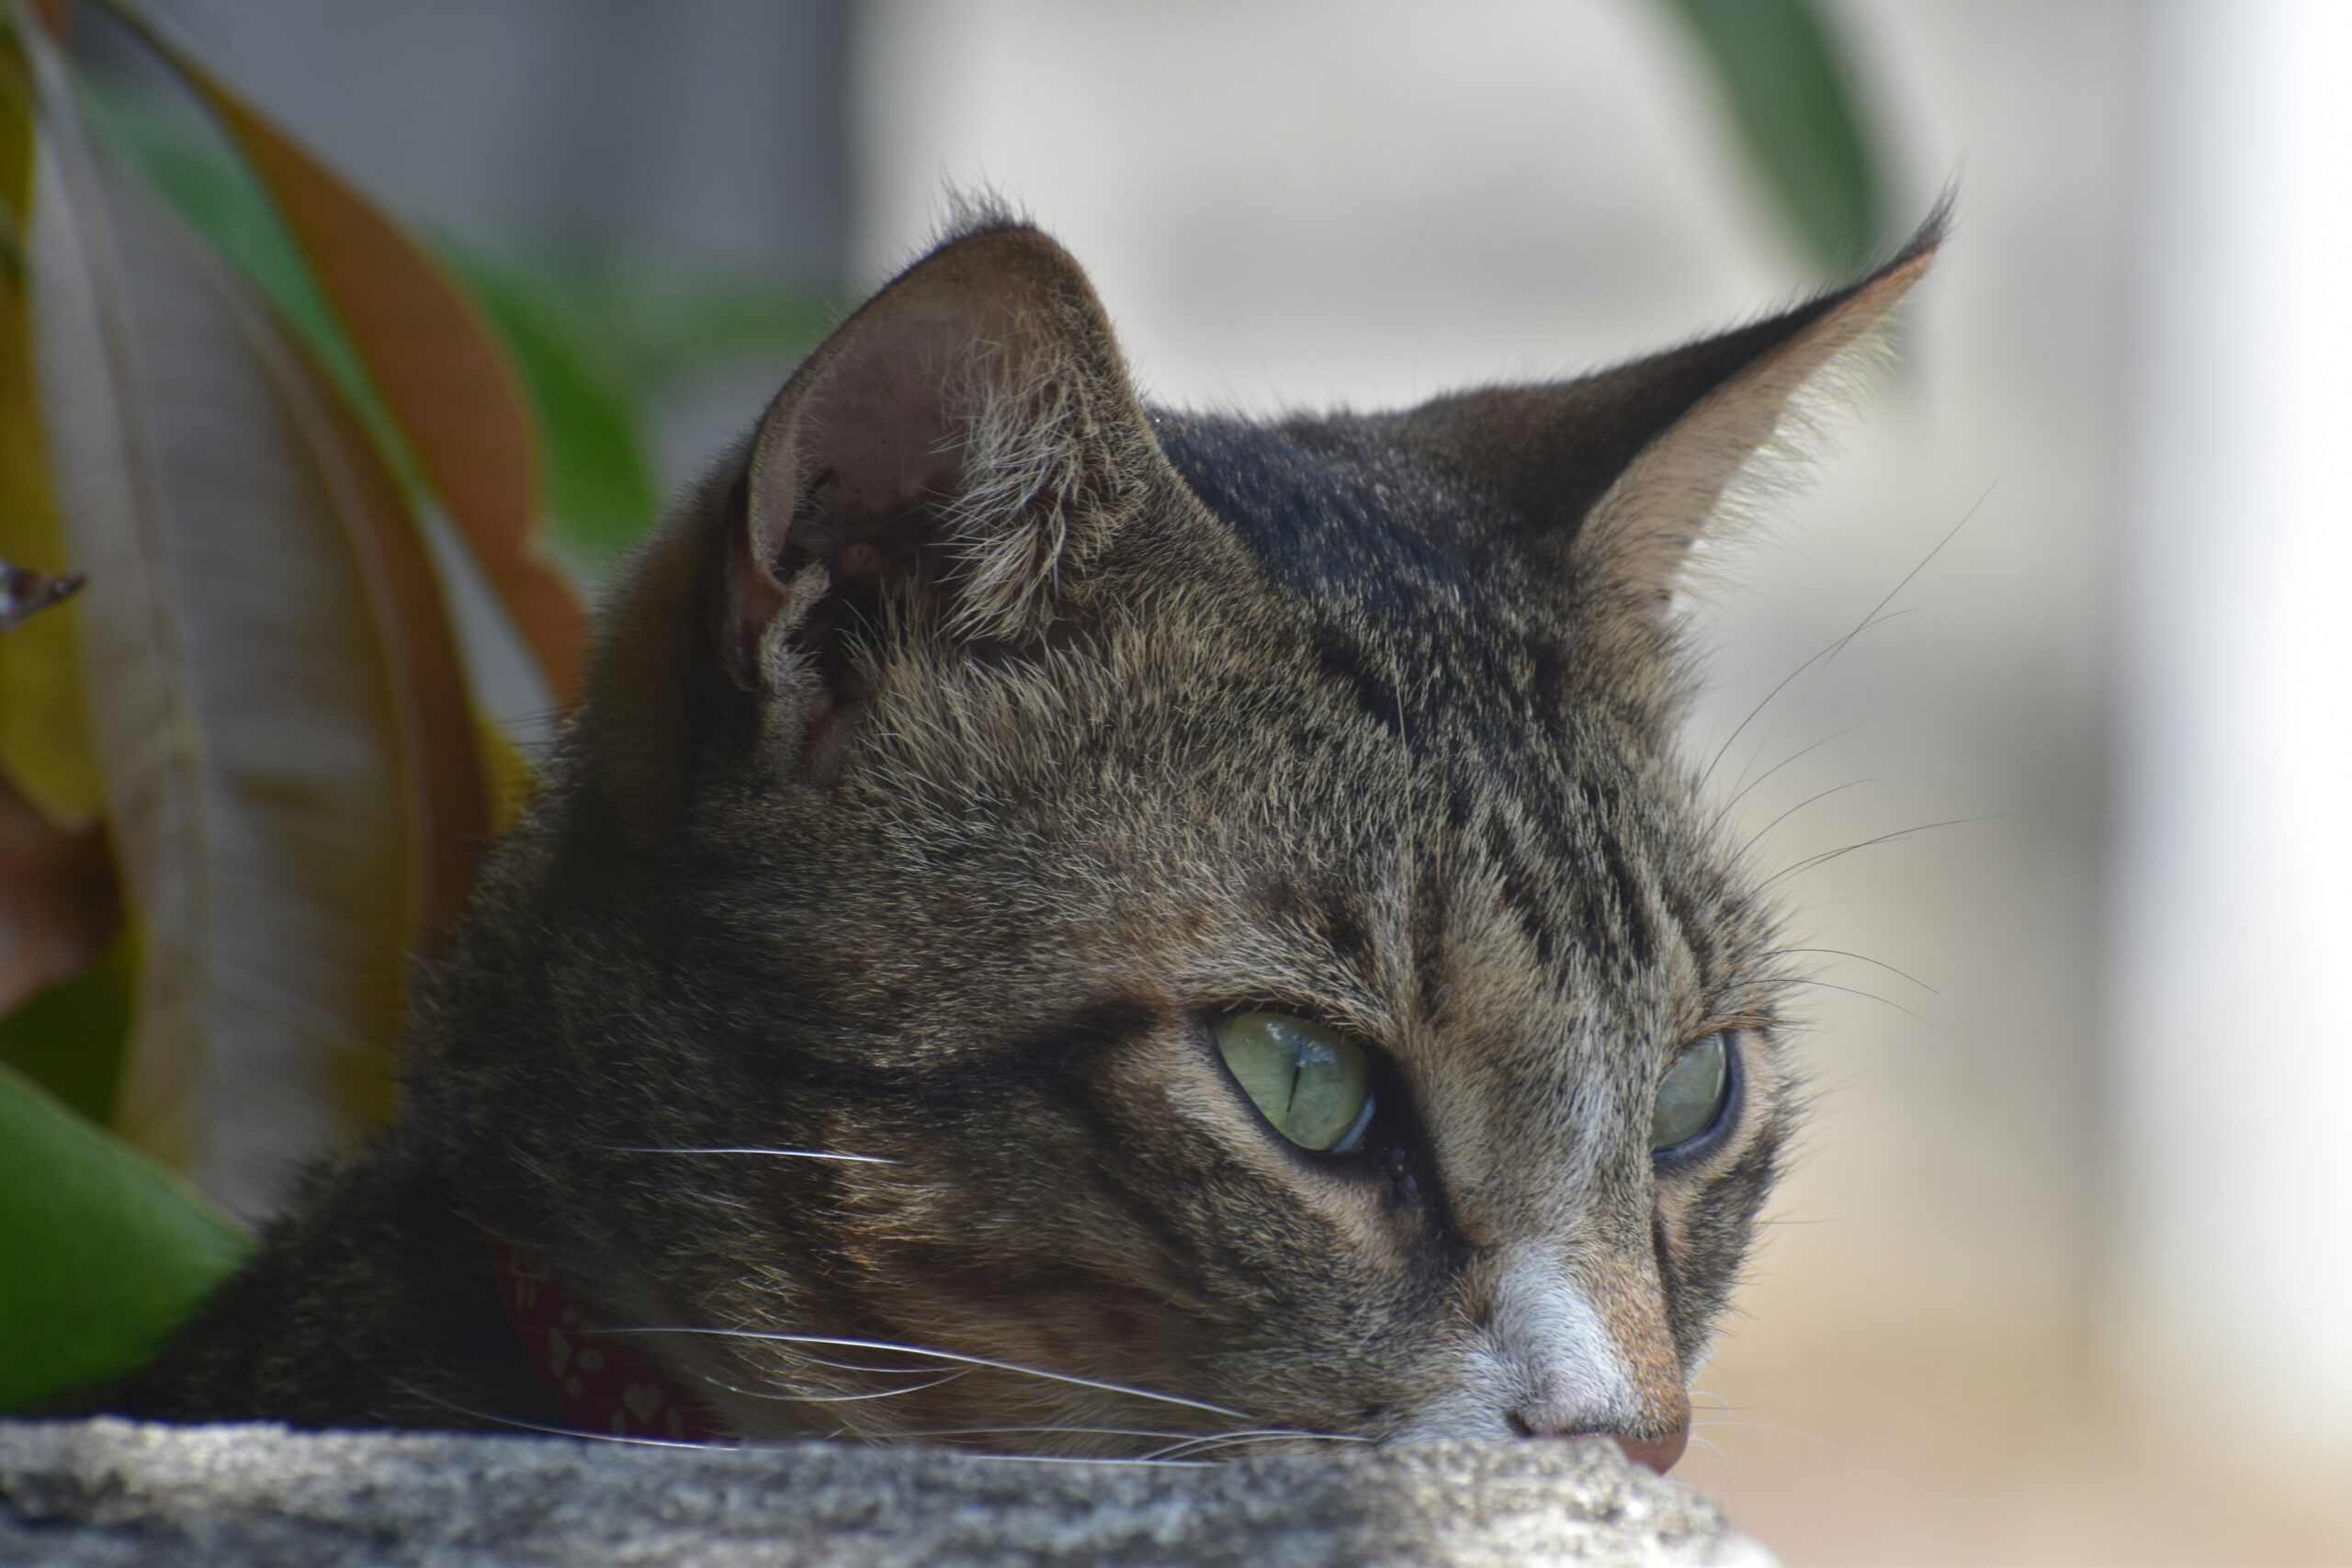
[489,1236,728,1442]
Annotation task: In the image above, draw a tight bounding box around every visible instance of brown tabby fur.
[110,205,1939,1457]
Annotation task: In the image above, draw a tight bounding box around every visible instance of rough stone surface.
[0,1419,1771,1566]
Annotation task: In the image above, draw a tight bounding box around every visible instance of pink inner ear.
[797,333,969,536]
[719,222,1148,683]
[752,299,982,571]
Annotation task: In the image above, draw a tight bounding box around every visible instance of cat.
[107,203,1939,1473]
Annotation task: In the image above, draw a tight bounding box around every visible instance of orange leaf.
[310,358,492,942]
[101,4,589,708]
[0,761,116,1014]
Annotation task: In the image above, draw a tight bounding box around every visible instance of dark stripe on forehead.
[1597,831,1657,971]
[1154,412,1477,610]
[1477,807,1561,971]
[1309,624,1404,740]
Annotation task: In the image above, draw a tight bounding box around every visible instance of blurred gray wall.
[141,0,852,477]
[153,0,850,280]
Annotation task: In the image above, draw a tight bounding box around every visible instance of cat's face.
[426,217,1931,1465]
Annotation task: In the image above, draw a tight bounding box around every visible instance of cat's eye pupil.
[1214,1012,1374,1154]
[1650,1032,1732,1155]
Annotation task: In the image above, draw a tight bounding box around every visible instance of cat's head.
[428,208,1936,1466]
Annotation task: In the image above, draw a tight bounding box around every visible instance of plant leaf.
[0,1062,248,1414]
[0,928,133,1125]
[1655,0,1885,270]
[443,250,662,560]
[0,759,116,1014]
[0,38,104,824]
[94,0,588,706]
[23,28,486,1215]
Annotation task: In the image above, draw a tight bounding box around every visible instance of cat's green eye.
[1214,1012,1375,1154]
[1650,1032,1732,1155]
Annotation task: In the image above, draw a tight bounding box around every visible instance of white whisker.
[711,1369,968,1405]
[607,1325,1249,1421]
[595,1145,899,1165]
[1145,1427,1374,1461]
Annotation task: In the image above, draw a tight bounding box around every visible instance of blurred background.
[29,0,2352,1561]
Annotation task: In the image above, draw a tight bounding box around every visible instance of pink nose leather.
[1609,1428,1689,1474]
[1510,1415,1690,1474]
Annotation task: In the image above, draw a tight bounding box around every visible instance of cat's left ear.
[1392,208,1944,615]
[722,220,1162,691]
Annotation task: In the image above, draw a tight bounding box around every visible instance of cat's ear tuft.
[1395,205,1945,616]
[720,222,1158,693]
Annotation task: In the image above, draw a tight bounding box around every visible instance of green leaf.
[443,250,662,558]
[451,254,838,392]
[0,1062,249,1413]
[0,931,132,1126]
[1656,0,1885,269]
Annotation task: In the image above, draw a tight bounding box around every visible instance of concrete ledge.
[0,1418,1770,1566]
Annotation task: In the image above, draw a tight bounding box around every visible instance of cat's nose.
[1507,1411,1690,1474]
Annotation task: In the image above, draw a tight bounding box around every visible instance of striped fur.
[114,211,1938,1459]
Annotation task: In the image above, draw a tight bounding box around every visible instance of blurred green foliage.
[1656,0,1886,269]
[86,85,836,568]
[0,1063,251,1412]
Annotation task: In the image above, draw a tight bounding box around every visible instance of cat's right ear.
[1391,207,1945,626]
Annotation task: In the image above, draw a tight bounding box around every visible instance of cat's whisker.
[771,1348,966,1379]
[887,1423,1206,1446]
[955,1451,1215,1469]
[1745,974,1922,1021]
[370,1366,732,1450]
[1820,483,1992,669]
[1677,1432,1733,1494]
[1701,482,1986,802]
[1733,778,1875,863]
[706,1369,968,1405]
[1143,1427,1374,1461]
[1698,609,1912,795]
[1764,945,1939,994]
[1752,814,2001,894]
[1709,721,1870,833]
[1690,1416,1838,1448]
[607,1326,1249,1421]
[594,1145,899,1165]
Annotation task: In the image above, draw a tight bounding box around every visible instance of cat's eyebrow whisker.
[605,1326,1249,1421]
[1733,778,1875,862]
[1709,721,1870,832]
[1742,974,1922,1021]
[1820,481,1993,669]
[1764,946,1939,994]
[1698,608,1913,795]
[1752,814,2002,895]
[593,1145,899,1165]
[1704,484,1988,802]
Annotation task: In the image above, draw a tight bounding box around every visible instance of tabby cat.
[111,207,1939,1473]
